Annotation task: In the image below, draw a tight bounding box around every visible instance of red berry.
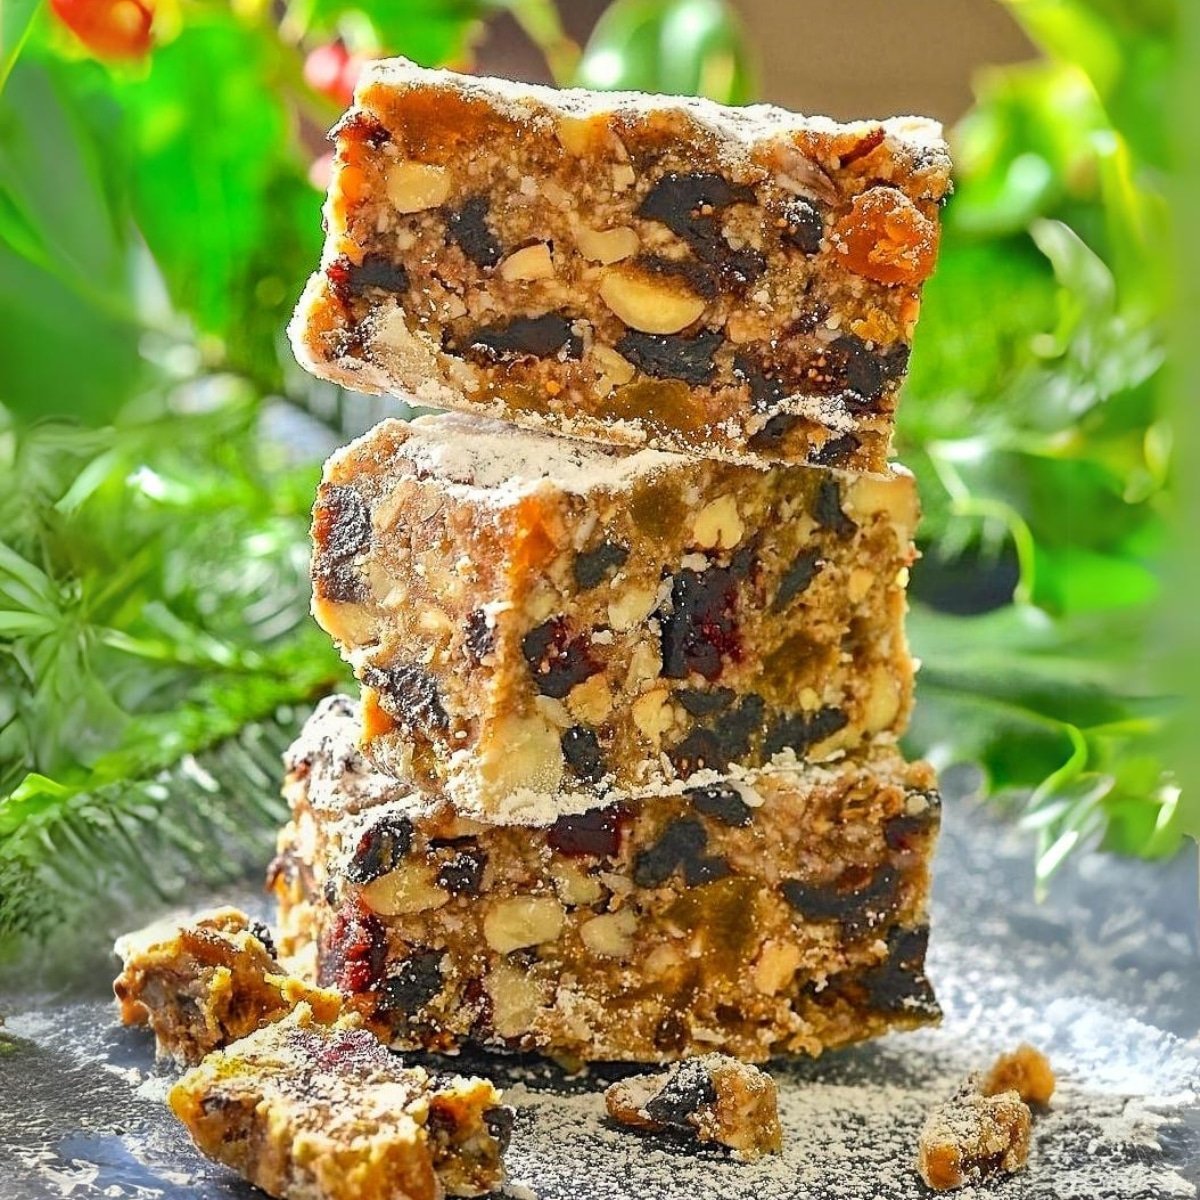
[50,0,153,59]
[305,41,361,107]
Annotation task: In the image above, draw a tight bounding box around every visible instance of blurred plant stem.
[504,0,580,84]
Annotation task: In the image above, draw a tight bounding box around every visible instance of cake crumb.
[917,1078,1032,1190]
[605,1054,783,1161]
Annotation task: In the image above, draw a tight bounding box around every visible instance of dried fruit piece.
[687,782,753,827]
[326,253,410,302]
[448,194,503,267]
[917,1080,1032,1191]
[780,196,825,253]
[466,313,582,360]
[659,563,743,681]
[780,863,900,936]
[764,706,849,757]
[436,848,487,896]
[345,814,415,884]
[772,547,823,611]
[573,541,629,589]
[812,479,857,538]
[311,484,371,602]
[615,329,722,385]
[547,806,626,858]
[560,725,606,785]
[833,187,939,285]
[522,617,601,698]
[361,663,448,735]
[376,950,444,1015]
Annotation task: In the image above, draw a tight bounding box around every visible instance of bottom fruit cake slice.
[270,696,941,1064]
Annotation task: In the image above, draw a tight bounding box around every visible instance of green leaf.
[302,0,484,65]
[576,0,756,104]
[0,0,39,92]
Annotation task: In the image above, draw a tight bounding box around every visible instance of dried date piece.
[616,329,723,385]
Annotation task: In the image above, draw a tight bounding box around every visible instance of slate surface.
[2,769,1197,1200]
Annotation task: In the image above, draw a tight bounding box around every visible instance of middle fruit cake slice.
[310,412,917,822]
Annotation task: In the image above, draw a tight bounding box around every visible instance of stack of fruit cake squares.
[277,57,951,1064]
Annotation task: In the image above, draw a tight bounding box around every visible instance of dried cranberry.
[808,433,862,467]
[547,806,626,859]
[812,479,857,539]
[465,313,582,360]
[573,541,629,590]
[361,663,448,734]
[436,847,487,895]
[447,195,503,268]
[616,329,723,386]
[561,725,605,785]
[781,196,825,254]
[319,902,385,994]
[464,609,494,664]
[521,617,600,698]
[659,565,742,681]
[764,706,848,757]
[376,951,444,1015]
[345,813,414,884]
[644,1059,718,1128]
[326,253,410,302]
[687,782,752,827]
[773,547,823,612]
[311,484,371,602]
[314,1026,389,1071]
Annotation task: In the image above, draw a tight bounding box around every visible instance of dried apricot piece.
[833,188,939,285]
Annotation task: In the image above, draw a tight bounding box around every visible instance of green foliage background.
[0,0,1191,947]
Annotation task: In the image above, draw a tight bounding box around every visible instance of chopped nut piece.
[580,908,637,957]
[605,1054,783,1160]
[483,895,566,953]
[691,495,744,550]
[576,224,640,264]
[385,160,451,213]
[499,242,555,281]
[598,267,707,334]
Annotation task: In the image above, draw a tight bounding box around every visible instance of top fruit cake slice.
[290,58,950,470]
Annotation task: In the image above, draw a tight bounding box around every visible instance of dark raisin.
[687,782,753,827]
[676,687,735,716]
[521,617,600,698]
[616,329,723,386]
[318,902,385,994]
[667,694,763,774]
[632,817,726,888]
[247,920,278,961]
[547,806,626,859]
[345,813,414,885]
[436,848,487,895]
[654,1010,690,1053]
[464,609,494,665]
[644,1059,718,1129]
[830,334,909,408]
[808,433,862,467]
[764,705,848,757]
[561,725,605,785]
[311,484,371,602]
[484,1106,516,1151]
[781,864,900,936]
[773,547,823,612]
[748,413,799,449]
[720,245,767,288]
[376,951,443,1015]
[660,565,742,681]
[883,793,942,851]
[733,353,788,413]
[780,196,825,254]
[861,925,940,1017]
[447,195,503,267]
[465,313,582,361]
[573,541,629,590]
[326,253,410,302]
[637,172,755,268]
[813,479,857,539]
[361,664,448,734]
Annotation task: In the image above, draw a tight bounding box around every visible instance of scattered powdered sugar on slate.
[1,783,1196,1199]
